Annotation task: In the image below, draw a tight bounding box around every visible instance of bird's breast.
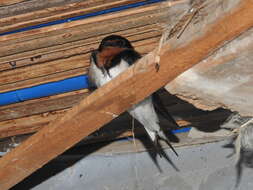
[91,59,130,87]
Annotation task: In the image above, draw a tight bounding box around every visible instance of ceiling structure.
[0,0,252,189]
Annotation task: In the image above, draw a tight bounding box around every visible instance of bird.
[88,35,179,156]
[221,112,253,187]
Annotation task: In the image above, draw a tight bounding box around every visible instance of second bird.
[88,35,179,156]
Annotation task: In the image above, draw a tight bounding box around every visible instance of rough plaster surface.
[188,128,231,138]
[166,28,253,116]
[17,140,253,190]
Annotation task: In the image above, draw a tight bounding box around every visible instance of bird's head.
[98,35,133,51]
[93,35,133,69]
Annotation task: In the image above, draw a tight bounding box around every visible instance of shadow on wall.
[10,91,232,190]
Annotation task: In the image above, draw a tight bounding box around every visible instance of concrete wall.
[13,140,253,190]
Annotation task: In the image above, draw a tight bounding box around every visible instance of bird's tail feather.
[145,128,178,157]
[157,130,179,157]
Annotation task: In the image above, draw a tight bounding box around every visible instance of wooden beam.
[0,89,89,122]
[0,1,85,18]
[0,0,252,189]
[0,0,25,6]
[0,31,159,80]
[0,0,144,33]
[0,1,185,58]
[0,35,159,93]
[0,110,67,139]
[0,1,179,45]
[0,24,161,70]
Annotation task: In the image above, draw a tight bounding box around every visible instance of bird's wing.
[111,49,141,67]
[152,92,179,128]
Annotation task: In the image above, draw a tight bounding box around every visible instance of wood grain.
[0,0,25,6]
[0,1,180,45]
[0,35,160,93]
[0,7,173,57]
[0,110,67,139]
[0,89,89,122]
[0,0,144,33]
[0,24,161,70]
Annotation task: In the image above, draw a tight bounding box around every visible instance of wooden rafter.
[0,0,144,33]
[0,0,252,189]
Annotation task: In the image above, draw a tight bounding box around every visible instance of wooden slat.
[0,24,161,70]
[0,0,252,188]
[0,89,89,122]
[0,0,25,6]
[0,30,160,73]
[0,55,89,85]
[0,36,160,93]
[0,110,67,139]
[0,69,86,94]
[0,0,85,18]
[0,2,174,44]
[0,1,184,53]
[0,0,144,33]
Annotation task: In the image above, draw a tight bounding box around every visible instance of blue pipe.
[0,75,89,106]
[0,0,165,36]
[172,127,191,134]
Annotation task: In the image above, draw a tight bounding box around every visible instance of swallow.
[221,113,253,187]
[88,35,179,156]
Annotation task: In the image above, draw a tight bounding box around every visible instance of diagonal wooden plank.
[0,0,252,189]
[0,0,24,6]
